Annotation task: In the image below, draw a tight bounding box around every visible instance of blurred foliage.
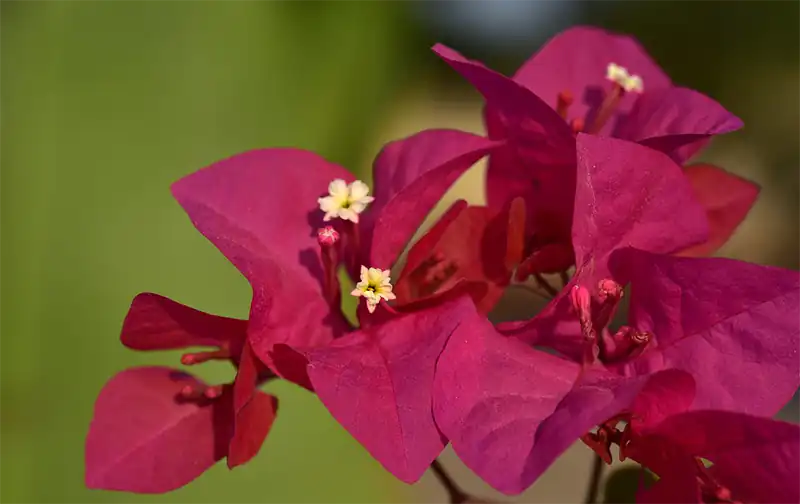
[1,1,425,502]
[602,465,656,504]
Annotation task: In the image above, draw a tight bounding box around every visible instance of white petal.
[318,196,337,212]
[329,179,349,198]
[367,268,383,284]
[340,208,358,223]
[349,201,367,214]
[348,180,371,201]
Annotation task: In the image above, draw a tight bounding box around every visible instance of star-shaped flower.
[351,266,396,313]
[318,178,375,223]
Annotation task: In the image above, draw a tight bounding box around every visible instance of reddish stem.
[430,460,468,504]
[534,273,560,298]
[584,453,605,504]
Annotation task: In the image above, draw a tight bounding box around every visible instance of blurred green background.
[2,1,797,503]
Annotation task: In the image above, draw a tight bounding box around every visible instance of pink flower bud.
[317,226,340,246]
[597,278,623,302]
[570,285,591,322]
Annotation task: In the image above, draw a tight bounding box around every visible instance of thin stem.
[584,453,605,504]
[559,271,570,289]
[533,273,559,298]
[345,220,361,277]
[431,459,468,504]
[509,283,551,301]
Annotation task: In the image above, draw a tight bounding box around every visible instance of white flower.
[317,179,375,223]
[605,62,644,93]
[351,266,396,313]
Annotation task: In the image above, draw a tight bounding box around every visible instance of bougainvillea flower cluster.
[584,371,800,503]
[86,25,799,501]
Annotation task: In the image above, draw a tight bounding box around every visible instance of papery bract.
[499,134,709,354]
[85,293,280,494]
[305,296,474,482]
[570,134,708,278]
[432,43,575,238]
[629,410,800,504]
[167,131,515,485]
[433,310,695,495]
[85,367,276,493]
[431,134,798,496]
[394,197,526,314]
[366,129,500,268]
[512,26,671,135]
[431,26,747,258]
[676,163,760,257]
[171,149,356,371]
[612,247,800,416]
[120,293,273,424]
[120,292,247,355]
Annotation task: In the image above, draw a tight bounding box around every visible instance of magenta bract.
[612,247,800,416]
[498,133,709,354]
[676,163,761,257]
[85,366,277,493]
[433,310,696,494]
[630,409,800,503]
[432,26,749,261]
[85,294,279,493]
[305,296,475,482]
[171,149,356,370]
[157,129,510,484]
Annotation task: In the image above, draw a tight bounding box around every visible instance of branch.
[534,273,560,298]
[430,459,468,504]
[583,453,605,504]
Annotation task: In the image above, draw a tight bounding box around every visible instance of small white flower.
[317,179,375,223]
[605,62,644,93]
[351,266,396,313]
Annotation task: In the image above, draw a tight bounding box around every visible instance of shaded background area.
[2,1,797,503]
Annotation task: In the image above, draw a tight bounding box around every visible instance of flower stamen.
[585,63,644,134]
[395,252,459,302]
[177,383,225,402]
[606,63,644,93]
[180,346,231,365]
[600,326,652,363]
[556,90,574,120]
[570,117,585,134]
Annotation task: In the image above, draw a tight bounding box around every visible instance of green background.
[2,2,420,502]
